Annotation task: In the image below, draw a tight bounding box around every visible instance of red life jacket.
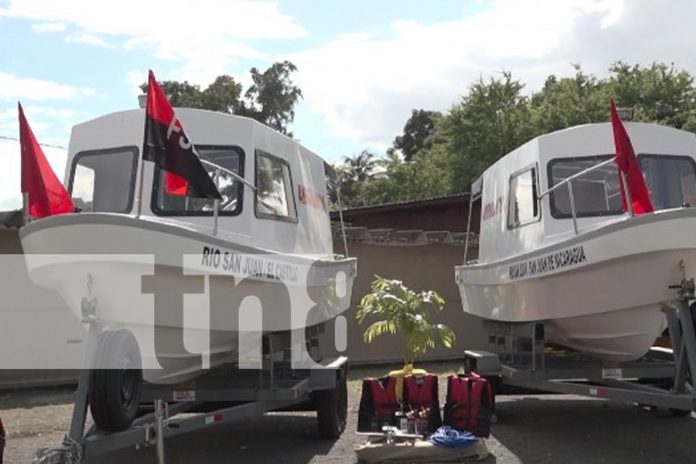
[404,374,436,409]
[367,377,398,417]
[446,373,493,436]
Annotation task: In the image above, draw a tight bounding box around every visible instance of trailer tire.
[316,368,347,439]
[89,330,142,432]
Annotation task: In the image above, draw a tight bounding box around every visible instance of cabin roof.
[475,121,696,189]
[71,108,326,165]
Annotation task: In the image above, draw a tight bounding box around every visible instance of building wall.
[320,241,487,366]
[0,230,21,254]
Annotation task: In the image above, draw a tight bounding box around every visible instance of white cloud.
[125,70,146,98]
[0,0,304,39]
[0,107,17,133]
[31,22,65,33]
[6,0,695,156]
[288,0,628,148]
[3,0,303,85]
[286,0,696,150]
[0,72,94,101]
[0,104,76,144]
[66,32,112,48]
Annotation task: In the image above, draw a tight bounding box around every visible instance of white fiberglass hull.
[456,208,696,361]
[20,213,356,384]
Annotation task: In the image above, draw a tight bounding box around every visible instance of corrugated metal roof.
[330,192,470,217]
[333,226,478,247]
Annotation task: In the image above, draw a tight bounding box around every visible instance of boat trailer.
[465,277,696,415]
[33,318,348,464]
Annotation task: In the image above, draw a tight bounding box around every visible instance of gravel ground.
[1,363,695,463]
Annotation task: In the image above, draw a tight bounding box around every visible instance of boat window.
[548,156,624,219]
[69,146,138,213]
[639,155,696,210]
[255,151,297,221]
[152,146,244,217]
[507,167,539,228]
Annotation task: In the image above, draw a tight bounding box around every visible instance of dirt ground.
[1,363,695,463]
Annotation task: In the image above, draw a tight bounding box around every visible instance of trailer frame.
[34,315,348,464]
[464,277,696,414]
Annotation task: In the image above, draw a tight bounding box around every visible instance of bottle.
[417,409,428,437]
[396,403,408,433]
[407,408,416,434]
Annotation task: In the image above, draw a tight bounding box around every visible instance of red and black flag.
[143,70,221,200]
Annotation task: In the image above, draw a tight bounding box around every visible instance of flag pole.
[212,169,219,236]
[621,171,634,216]
[22,192,30,224]
[135,157,146,219]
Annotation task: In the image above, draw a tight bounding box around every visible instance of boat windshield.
[69,146,138,213]
[152,145,244,216]
[548,154,696,218]
[640,155,696,209]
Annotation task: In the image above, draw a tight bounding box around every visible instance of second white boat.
[456,122,696,361]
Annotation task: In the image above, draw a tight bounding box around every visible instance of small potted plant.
[357,275,455,373]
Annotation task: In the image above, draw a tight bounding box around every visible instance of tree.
[389,109,442,161]
[357,276,455,365]
[334,62,696,209]
[344,150,378,183]
[529,65,609,134]
[142,80,205,108]
[139,61,302,135]
[607,61,696,131]
[201,75,244,114]
[357,149,451,205]
[241,61,303,135]
[329,150,379,207]
[431,72,534,192]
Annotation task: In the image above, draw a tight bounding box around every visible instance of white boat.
[456,122,696,362]
[19,108,356,387]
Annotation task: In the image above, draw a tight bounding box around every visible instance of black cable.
[0,135,67,150]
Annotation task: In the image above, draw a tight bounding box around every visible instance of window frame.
[507,164,541,229]
[254,149,298,223]
[150,145,246,217]
[68,145,139,214]
[547,154,624,219]
[638,153,696,209]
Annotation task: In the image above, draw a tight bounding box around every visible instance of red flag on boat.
[610,99,654,215]
[142,70,221,200]
[17,102,74,219]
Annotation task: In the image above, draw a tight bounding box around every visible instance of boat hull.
[456,209,696,361]
[20,214,356,384]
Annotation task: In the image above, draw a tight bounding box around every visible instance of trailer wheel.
[89,330,142,432]
[316,368,347,439]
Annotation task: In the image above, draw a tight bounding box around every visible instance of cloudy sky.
[2,0,696,209]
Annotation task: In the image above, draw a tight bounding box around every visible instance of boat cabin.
[64,109,334,256]
[467,122,696,263]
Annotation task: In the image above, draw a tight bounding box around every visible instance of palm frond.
[363,319,397,343]
[357,275,455,362]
